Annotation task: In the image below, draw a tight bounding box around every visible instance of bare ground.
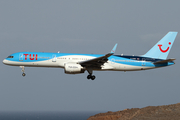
[87,103,180,120]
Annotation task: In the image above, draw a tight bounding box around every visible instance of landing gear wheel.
[22,73,26,77]
[87,75,96,80]
[91,75,96,80]
[87,75,91,79]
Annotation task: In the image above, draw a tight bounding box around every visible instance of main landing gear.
[87,75,96,80]
[20,66,26,77]
[87,69,96,80]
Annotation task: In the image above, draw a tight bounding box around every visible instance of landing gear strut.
[87,68,96,80]
[20,66,26,77]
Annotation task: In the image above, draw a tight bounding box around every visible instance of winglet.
[110,43,118,54]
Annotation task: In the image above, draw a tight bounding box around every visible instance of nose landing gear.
[20,66,26,77]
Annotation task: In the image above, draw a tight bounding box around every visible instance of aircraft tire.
[87,75,91,79]
[91,75,95,80]
[22,73,26,77]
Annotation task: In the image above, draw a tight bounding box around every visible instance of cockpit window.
[7,56,14,58]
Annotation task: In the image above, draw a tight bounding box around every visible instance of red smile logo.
[158,42,171,53]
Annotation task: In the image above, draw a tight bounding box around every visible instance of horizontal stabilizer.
[153,58,176,64]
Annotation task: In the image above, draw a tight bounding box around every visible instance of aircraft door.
[19,53,23,61]
[111,58,115,65]
[142,58,146,66]
[52,54,56,62]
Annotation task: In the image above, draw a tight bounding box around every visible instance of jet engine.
[64,63,85,74]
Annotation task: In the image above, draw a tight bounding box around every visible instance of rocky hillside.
[87,103,180,120]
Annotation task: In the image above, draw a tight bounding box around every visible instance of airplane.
[3,31,178,80]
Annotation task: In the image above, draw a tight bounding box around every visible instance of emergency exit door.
[52,55,56,62]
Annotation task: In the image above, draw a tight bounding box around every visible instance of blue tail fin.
[143,32,178,59]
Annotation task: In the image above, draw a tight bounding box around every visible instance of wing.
[78,44,117,68]
[78,53,113,67]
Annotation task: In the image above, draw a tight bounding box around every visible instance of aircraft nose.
[3,59,7,64]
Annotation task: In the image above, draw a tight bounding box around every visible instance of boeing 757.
[3,32,178,80]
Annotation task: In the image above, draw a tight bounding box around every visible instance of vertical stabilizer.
[143,32,178,59]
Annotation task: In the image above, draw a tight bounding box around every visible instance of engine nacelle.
[64,63,85,74]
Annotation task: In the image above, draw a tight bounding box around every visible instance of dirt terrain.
[87,103,180,120]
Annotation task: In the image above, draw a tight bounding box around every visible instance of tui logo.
[158,42,171,53]
[24,54,38,60]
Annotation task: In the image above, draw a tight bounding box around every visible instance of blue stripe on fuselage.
[108,55,153,67]
[109,55,173,67]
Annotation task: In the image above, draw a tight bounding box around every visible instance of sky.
[0,0,180,112]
